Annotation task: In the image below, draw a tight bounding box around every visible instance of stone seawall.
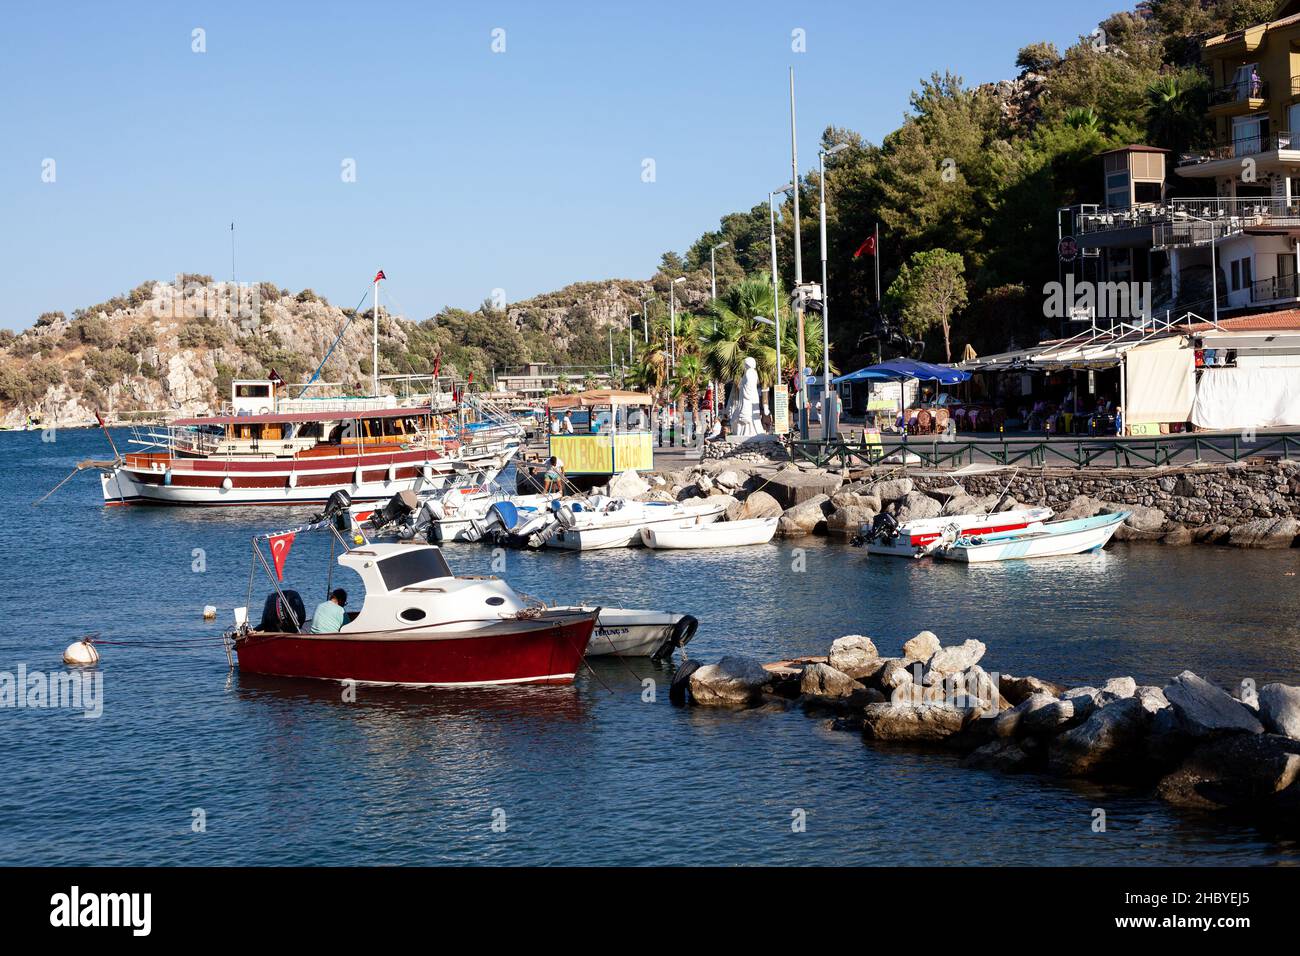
[906,460,1300,547]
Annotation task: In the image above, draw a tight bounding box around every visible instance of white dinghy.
[560,608,698,658]
[549,498,728,551]
[639,516,779,550]
[930,511,1130,563]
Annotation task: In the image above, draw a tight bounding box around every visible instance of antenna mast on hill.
[230,221,236,285]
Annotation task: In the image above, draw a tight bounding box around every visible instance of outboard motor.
[315,489,354,531]
[370,490,419,531]
[256,590,307,633]
[854,511,899,548]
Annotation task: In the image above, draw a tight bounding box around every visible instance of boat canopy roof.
[172,406,432,427]
[339,543,454,595]
[548,389,651,409]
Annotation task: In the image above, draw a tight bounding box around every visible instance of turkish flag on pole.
[853,236,877,259]
[373,269,386,282]
[267,532,296,581]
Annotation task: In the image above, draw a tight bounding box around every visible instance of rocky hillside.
[0,272,714,426]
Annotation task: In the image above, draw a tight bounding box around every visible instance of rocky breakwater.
[677,634,1300,824]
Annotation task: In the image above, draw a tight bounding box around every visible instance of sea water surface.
[2,429,1299,866]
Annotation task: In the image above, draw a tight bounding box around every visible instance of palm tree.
[1146,71,1208,158]
[581,372,599,392]
[1062,106,1101,133]
[671,353,708,436]
[555,373,571,395]
[626,339,671,432]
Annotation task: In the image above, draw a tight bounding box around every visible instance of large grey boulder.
[737,490,782,520]
[1101,502,1166,535]
[902,630,942,662]
[1101,677,1138,700]
[765,470,844,509]
[923,640,987,680]
[827,635,880,679]
[869,477,913,503]
[1157,734,1300,810]
[940,494,985,517]
[999,674,1066,706]
[1019,697,1077,736]
[994,692,1057,739]
[607,469,651,499]
[777,495,831,537]
[1259,683,1300,739]
[879,658,917,692]
[1227,517,1299,549]
[1136,685,1170,715]
[688,656,772,707]
[1056,495,1105,522]
[1164,670,1265,737]
[800,662,864,700]
[831,491,882,513]
[714,469,747,492]
[1062,687,1101,722]
[894,491,943,523]
[862,701,967,742]
[827,505,876,535]
[1048,697,1149,777]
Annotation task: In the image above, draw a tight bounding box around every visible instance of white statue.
[733,357,763,438]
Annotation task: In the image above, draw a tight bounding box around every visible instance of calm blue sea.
[1,428,1298,866]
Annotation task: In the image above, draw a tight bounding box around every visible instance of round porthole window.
[399,608,427,622]
[485,596,506,607]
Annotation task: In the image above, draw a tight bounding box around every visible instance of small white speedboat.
[550,498,728,551]
[639,516,778,550]
[559,608,698,658]
[857,507,1054,558]
[931,511,1129,563]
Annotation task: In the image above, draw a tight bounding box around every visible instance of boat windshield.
[377,548,453,590]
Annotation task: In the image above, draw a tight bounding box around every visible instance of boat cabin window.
[235,383,272,398]
[377,549,453,590]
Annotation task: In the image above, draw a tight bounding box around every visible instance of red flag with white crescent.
[853,236,877,259]
[373,270,386,282]
[267,532,296,581]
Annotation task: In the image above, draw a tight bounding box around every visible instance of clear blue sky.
[0,0,1124,331]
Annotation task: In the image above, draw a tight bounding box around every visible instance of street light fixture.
[818,142,850,440]
[710,241,729,301]
[641,296,655,343]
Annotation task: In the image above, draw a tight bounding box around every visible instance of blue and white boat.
[929,512,1130,563]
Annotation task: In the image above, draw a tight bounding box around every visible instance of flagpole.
[372,272,381,398]
[874,222,881,305]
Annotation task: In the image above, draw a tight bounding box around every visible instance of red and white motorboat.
[230,531,597,687]
[99,378,514,507]
[855,507,1054,557]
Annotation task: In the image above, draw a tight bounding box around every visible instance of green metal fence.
[787,432,1300,471]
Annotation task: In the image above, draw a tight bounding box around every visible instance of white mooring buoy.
[63,640,100,667]
[203,605,217,620]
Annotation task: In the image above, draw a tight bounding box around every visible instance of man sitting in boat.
[310,589,349,634]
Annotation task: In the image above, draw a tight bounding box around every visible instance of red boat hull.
[235,612,597,687]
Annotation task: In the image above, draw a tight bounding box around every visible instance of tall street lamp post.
[818,142,849,440]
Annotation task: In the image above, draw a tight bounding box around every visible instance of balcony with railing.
[1177,132,1296,167]
[1208,77,1267,115]
[1076,197,1300,248]
[1251,271,1300,305]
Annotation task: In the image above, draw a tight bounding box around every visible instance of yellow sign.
[549,433,653,475]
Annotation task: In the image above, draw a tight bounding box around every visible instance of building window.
[1231,260,1241,290]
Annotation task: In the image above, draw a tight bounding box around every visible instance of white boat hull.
[934,513,1128,563]
[864,507,1054,557]
[561,608,695,657]
[640,516,778,549]
[551,502,726,551]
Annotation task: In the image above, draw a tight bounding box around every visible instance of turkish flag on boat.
[373,270,386,282]
[853,236,877,259]
[267,532,296,581]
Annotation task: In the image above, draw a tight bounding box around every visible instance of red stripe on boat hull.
[234,616,596,687]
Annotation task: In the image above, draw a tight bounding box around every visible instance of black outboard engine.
[256,590,308,633]
[853,511,900,548]
[314,489,353,531]
[370,490,419,532]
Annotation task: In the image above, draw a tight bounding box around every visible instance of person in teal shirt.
[310,589,348,633]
